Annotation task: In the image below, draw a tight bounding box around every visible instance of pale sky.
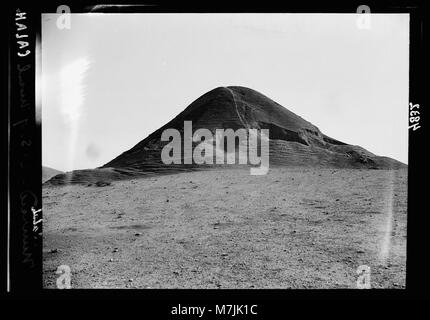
[41,13,409,172]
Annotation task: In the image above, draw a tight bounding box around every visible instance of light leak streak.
[379,170,395,264]
[59,57,90,172]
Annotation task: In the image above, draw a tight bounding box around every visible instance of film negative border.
[3,0,426,300]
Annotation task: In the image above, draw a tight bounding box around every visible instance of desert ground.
[42,167,407,289]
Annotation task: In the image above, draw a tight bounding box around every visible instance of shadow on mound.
[45,86,407,186]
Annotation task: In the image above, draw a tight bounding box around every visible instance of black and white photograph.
[38,11,411,290]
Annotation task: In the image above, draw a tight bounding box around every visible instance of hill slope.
[46,86,406,185]
[42,166,63,183]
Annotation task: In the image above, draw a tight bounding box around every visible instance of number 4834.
[409,103,421,131]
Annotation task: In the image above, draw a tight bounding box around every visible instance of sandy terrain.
[42,167,407,289]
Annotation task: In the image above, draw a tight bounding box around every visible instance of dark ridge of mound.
[44,166,208,186]
[104,86,324,168]
[45,86,406,185]
[42,166,63,183]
